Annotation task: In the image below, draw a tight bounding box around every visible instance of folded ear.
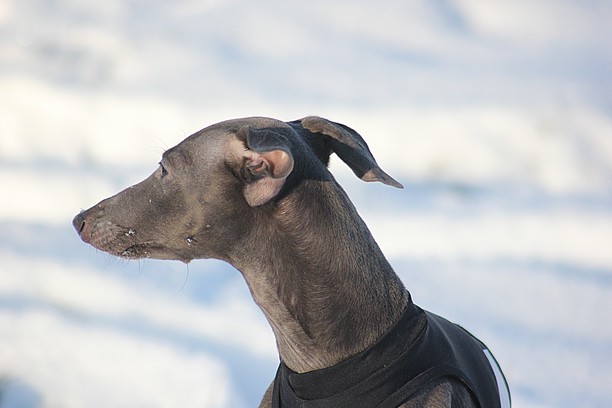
[300,116,403,189]
[237,126,294,207]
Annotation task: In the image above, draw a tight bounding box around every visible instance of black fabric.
[271,299,510,407]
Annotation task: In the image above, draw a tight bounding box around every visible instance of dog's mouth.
[76,218,190,262]
[74,210,194,263]
[77,219,155,260]
[119,242,194,263]
[97,230,160,260]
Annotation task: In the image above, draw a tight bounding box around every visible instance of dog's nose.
[72,211,86,235]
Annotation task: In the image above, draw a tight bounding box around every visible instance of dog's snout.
[72,211,86,235]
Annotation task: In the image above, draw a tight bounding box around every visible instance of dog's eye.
[159,163,168,178]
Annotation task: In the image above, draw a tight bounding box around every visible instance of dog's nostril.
[72,211,86,234]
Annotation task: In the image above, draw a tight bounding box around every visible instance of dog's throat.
[234,183,409,373]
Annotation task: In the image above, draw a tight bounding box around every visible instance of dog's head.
[73,116,401,263]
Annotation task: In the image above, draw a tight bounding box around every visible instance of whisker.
[166,263,190,299]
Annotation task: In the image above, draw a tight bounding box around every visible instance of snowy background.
[1,0,612,407]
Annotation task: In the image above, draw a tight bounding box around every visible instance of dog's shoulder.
[399,377,477,408]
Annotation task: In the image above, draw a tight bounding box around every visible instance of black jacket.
[272,299,510,407]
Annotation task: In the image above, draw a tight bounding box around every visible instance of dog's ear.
[300,116,403,189]
[237,126,294,207]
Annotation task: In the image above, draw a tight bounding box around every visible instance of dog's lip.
[119,243,154,259]
[119,243,192,263]
[77,221,145,258]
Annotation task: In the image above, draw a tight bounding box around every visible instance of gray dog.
[73,116,510,407]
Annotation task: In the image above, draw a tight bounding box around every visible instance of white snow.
[1,0,611,407]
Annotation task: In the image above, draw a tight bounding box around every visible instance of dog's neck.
[230,179,409,373]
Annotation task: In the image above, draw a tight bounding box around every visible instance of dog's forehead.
[181,117,293,146]
[198,117,291,136]
[216,116,290,129]
[166,117,295,164]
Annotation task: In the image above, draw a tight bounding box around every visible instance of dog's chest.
[271,303,509,408]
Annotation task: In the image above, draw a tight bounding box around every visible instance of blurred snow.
[1,0,611,407]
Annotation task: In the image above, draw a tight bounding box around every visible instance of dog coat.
[272,299,511,407]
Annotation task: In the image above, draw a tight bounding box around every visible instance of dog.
[73,116,510,407]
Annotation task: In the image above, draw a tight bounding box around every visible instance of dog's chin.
[118,243,152,259]
[118,243,193,264]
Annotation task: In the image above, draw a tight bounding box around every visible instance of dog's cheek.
[189,204,252,261]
